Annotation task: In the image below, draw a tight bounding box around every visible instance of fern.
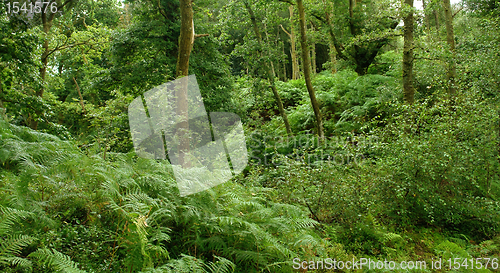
[204,256,235,273]
[28,248,86,273]
[1,118,329,272]
[0,235,36,265]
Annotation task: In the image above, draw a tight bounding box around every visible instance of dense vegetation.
[1,0,499,272]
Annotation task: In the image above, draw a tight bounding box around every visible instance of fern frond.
[28,248,87,273]
[0,234,36,262]
[204,256,235,273]
[2,256,33,268]
[0,206,33,235]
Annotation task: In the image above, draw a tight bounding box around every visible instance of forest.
[0,0,499,272]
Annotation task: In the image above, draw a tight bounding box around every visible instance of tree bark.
[403,0,415,104]
[434,9,440,33]
[175,0,195,167]
[244,1,293,136]
[0,77,5,120]
[296,0,324,139]
[288,6,300,80]
[176,0,194,78]
[349,0,356,35]
[442,0,456,97]
[282,45,287,80]
[310,23,316,74]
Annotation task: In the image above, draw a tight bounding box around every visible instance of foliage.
[0,117,327,272]
[372,93,500,238]
[1,0,500,271]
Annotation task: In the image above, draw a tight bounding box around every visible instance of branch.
[58,0,73,10]
[194,34,209,39]
[45,35,70,59]
[311,13,326,24]
[452,6,463,18]
[279,24,291,36]
[278,0,294,5]
[156,0,169,21]
[46,38,99,59]
[72,77,86,115]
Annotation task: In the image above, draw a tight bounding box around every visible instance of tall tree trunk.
[175,0,195,167]
[310,24,316,74]
[31,9,57,130]
[289,6,300,80]
[0,77,5,120]
[244,1,293,136]
[176,0,194,78]
[442,0,456,97]
[349,0,356,35]
[38,9,57,98]
[296,0,324,139]
[322,0,340,75]
[283,45,287,80]
[403,0,415,104]
[434,9,440,33]
[264,28,277,78]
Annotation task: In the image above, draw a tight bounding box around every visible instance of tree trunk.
[0,77,5,120]
[296,0,324,139]
[244,1,293,136]
[289,6,300,80]
[310,24,316,74]
[282,45,287,80]
[434,9,440,33]
[31,9,57,130]
[38,9,57,98]
[175,0,195,167]
[403,0,415,104]
[349,0,356,35]
[176,0,194,78]
[442,0,456,97]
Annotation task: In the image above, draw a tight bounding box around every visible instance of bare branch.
[452,6,463,18]
[279,24,291,36]
[194,34,209,39]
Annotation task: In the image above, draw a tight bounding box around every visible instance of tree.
[176,0,194,78]
[296,0,324,139]
[442,0,456,97]
[279,6,300,80]
[243,0,293,136]
[175,0,194,168]
[38,0,79,99]
[312,0,399,75]
[402,0,415,104]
